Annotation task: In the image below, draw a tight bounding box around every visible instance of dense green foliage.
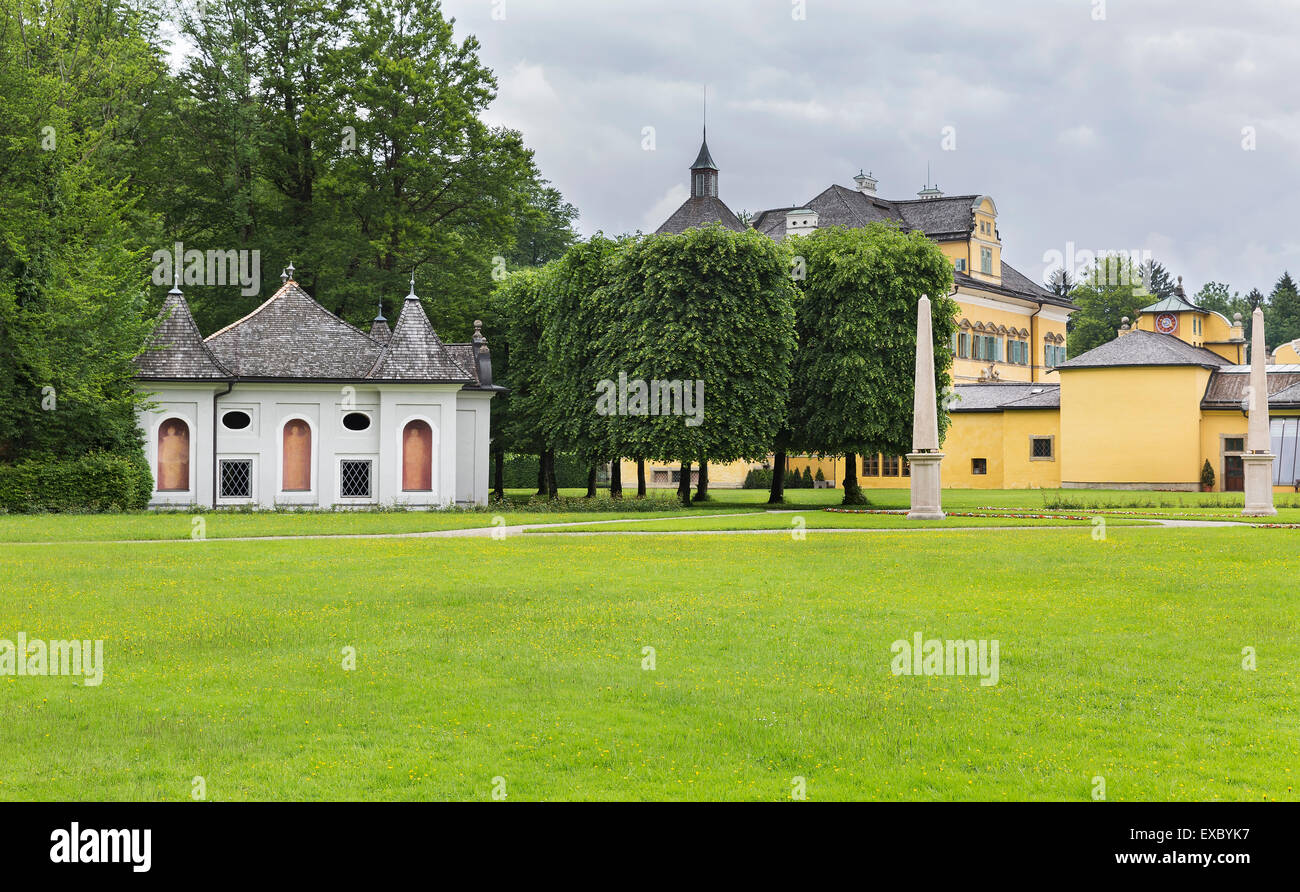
[0,0,575,509]
[602,226,798,470]
[0,453,153,513]
[1065,256,1155,357]
[787,225,957,460]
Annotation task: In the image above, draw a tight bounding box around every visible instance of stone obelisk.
[907,294,945,520]
[1242,306,1277,516]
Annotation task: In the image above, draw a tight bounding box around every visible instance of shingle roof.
[205,281,383,378]
[1057,329,1229,371]
[368,294,474,383]
[750,185,1073,309]
[133,288,231,380]
[950,383,1060,412]
[1201,367,1300,409]
[893,195,983,240]
[137,279,477,384]
[655,196,746,235]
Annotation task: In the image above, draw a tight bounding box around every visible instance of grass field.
[1,507,1296,801]
[0,486,1294,544]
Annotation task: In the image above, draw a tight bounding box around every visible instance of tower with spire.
[654,90,746,235]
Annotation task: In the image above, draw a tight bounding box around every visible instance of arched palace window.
[402,420,433,492]
[156,418,190,491]
[282,419,312,491]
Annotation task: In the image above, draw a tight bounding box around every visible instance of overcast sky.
[440,0,1300,296]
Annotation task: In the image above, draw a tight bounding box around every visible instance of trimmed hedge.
[500,453,601,489]
[0,452,154,513]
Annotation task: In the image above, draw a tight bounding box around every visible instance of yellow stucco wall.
[1273,340,1300,364]
[1059,365,1212,487]
[1001,410,1063,489]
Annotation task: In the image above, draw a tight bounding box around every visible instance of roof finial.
[703,84,707,143]
[406,270,418,300]
[170,269,182,294]
[374,300,386,323]
[280,267,288,285]
[285,260,295,282]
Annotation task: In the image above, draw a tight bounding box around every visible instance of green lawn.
[1,525,1295,801]
[530,511,1156,533]
[0,486,1292,544]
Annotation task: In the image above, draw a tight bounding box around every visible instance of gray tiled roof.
[655,196,746,235]
[1201,368,1300,409]
[750,186,1072,308]
[138,280,478,384]
[893,195,983,240]
[368,295,474,383]
[951,382,1060,412]
[133,289,231,380]
[1057,329,1229,370]
[206,281,384,378]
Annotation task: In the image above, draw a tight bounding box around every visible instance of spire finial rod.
[406,269,418,300]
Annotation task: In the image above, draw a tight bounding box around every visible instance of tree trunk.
[609,459,623,499]
[545,452,559,499]
[842,452,866,505]
[677,461,692,507]
[493,450,504,501]
[536,451,548,497]
[695,458,709,501]
[636,459,647,497]
[585,464,598,498]
[768,450,786,505]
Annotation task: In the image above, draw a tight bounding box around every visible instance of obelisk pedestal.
[907,294,945,520]
[1242,306,1276,517]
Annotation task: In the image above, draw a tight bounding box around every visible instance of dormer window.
[980,247,993,275]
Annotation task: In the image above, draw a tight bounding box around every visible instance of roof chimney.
[853,169,878,195]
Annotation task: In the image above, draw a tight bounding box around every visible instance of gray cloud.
[446,0,1300,294]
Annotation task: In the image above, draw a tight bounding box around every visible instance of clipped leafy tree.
[1265,271,1300,348]
[541,236,626,496]
[492,267,561,496]
[603,225,797,506]
[786,224,957,505]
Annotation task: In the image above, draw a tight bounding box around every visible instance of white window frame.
[216,455,257,505]
[336,455,378,504]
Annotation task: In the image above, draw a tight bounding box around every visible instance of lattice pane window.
[220,460,252,499]
[340,460,372,498]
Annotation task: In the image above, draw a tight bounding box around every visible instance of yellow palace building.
[631,136,1300,493]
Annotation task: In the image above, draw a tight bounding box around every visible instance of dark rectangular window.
[1030,437,1054,460]
[339,460,372,498]
[219,460,252,499]
[1224,438,1244,453]
[883,455,900,476]
[862,453,880,476]
[972,458,988,475]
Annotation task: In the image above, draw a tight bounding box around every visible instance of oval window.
[342,412,371,432]
[222,410,252,431]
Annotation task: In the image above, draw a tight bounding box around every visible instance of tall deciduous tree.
[1066,255,1154,357]
[604,226,797,506]
[541,235,624,494]
[0,0,161,460]
[784,224,957,505]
